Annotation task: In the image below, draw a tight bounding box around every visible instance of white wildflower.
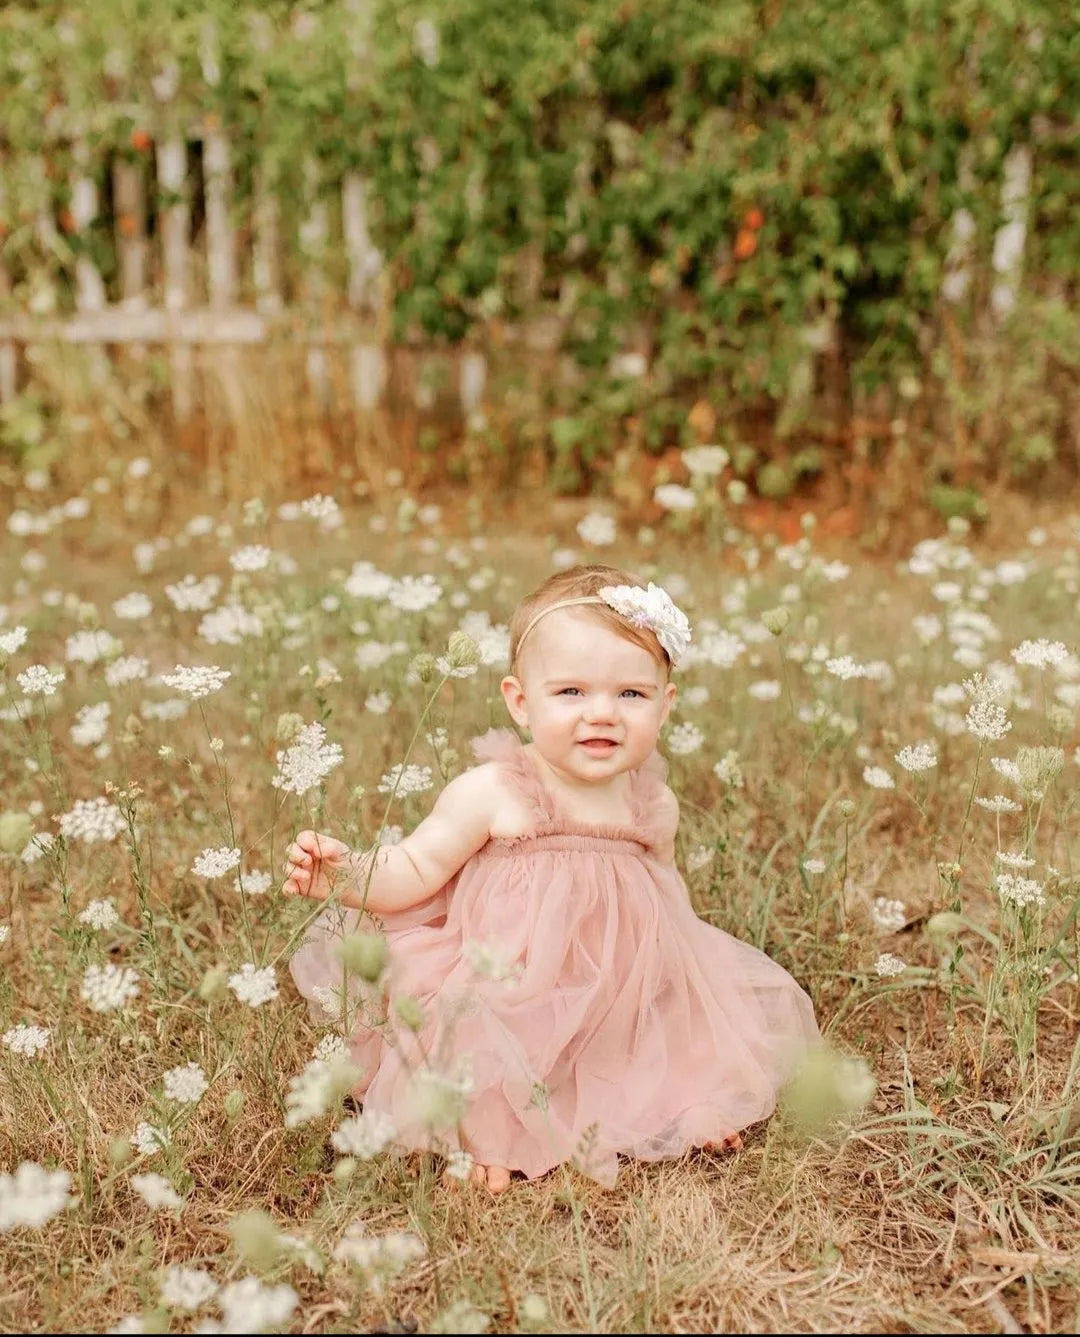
[113,593,153,621]
[385,574,443,612]
[444,1149,475,1181]
[78,898,119,931]
[105,656,149,687]
[576,512,616,546]
[681,444,729,477]
[16,665,65,696]
[862,766,895,790]
[870,897,906,932]
[0,1163,72,1231]
[271,722,344,796]
[81,963,140,1012]
[218,1276,298,1332]
[874,953,906,978]
[331,1110,397,1159]
[2,1024,51,1057]
[995,873,1046,909]
[1012,639,1068,670]
[160,1265,218,1311]
[163,1062,209,1104]
[227,963,279,1008]
[234,870,272,896]
[713,750,744,788]
[65,630,121,664]
[665,721,704,755]
[21,832,55,863]
[365,691,392,714]
[895,742,937,773]
[974,794,1024,813]
[229,545,273,573]
[377,764,434,797]
[191,847,242,879]
[748,679,782,701]
[70,702,110,747]
[198,603,264,645]
[997,849,1035,869]
[825,655,869,681]
[0,625,28,656]
[654,483,697,512]
[160,664,231,699]
[164,574,221,612]
[801,858,826,876]
[131,1122,170,1157]
[131,1172,183,1211]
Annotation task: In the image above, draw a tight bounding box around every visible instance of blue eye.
[620,690,645,698]
[557,687,581,696]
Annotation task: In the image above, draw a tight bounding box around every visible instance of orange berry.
[733,228,758,260]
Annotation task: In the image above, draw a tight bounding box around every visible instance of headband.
[515,583,692,667]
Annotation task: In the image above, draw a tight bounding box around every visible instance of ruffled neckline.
[470,727,669,852]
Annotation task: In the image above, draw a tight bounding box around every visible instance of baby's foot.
[704,1131,744,1152]
[470,1162,511,1194]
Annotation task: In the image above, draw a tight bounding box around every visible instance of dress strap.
[629,749,670,845]
[469,728,557,822]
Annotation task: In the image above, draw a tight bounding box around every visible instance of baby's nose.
[582,694,617,722]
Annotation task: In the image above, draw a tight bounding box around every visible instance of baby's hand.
[281,830,351,901]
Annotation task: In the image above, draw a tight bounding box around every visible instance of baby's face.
[500,608,676,787]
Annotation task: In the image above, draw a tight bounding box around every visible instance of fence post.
[0,170,15,403]
[154,58,194,425]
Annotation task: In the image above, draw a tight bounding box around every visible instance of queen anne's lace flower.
[191,847,241,879]
[598,583,691,665]
[78,898,119,930]
[16,665,65,696]
[0,625,28,656]
[576,512,616,546]
[227,963,279,1008]
[131,1122,170,1157]
[1012,639,1068,670]
[895,742,937,773]
[2,1024,50,1057]
[131,1173,183,1211]
[331,1110,397,1158]
[0,1162,72,1230]
[377,764,434,797]
[160,664,231,699]
[272,722,344,796]
[81,963,140,1012]
[871,897,906,932]
[60,797,125,843]
[874,953,906,977]
[163,1062,208,1104]
[160,1264,218,1311]
[218,1277,298,1332]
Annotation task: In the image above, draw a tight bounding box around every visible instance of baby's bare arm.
[339,764,498,913]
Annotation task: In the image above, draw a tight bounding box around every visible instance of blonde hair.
[508,564,670,676]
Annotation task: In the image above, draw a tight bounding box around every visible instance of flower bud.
[335,932,389,984]
[761,606,790,636]
[726,479,748,505]
[1016,745,1064,797]
[926,911,966,940]
[224,1088,245,1123]
[446,630,480,670]
[411,652,437,684]
[836,799,856,820]
[275,712,304,743]
[394,995,425,1031]
[333,1156,357,1182]
[1046,704,1073,736]
[229,1209,282,1271]
[198,965,229,1001]
[0,811,33,855]
[779,1044,875,1136]
[108,1136,132,1169]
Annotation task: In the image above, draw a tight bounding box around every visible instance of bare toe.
[485,1165,511,1194]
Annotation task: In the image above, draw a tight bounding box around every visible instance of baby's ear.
[660,680,677,722]
[500,674,529,728]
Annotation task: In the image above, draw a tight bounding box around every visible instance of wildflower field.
[1,459,1078,1335]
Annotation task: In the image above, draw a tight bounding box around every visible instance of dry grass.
[0,464,1078,1334]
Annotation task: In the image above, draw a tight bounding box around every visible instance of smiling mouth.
[579,739,619,751]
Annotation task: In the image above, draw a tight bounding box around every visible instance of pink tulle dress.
[290,728,820,1186]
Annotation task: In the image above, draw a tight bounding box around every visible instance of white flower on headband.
[598,583,692,666]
